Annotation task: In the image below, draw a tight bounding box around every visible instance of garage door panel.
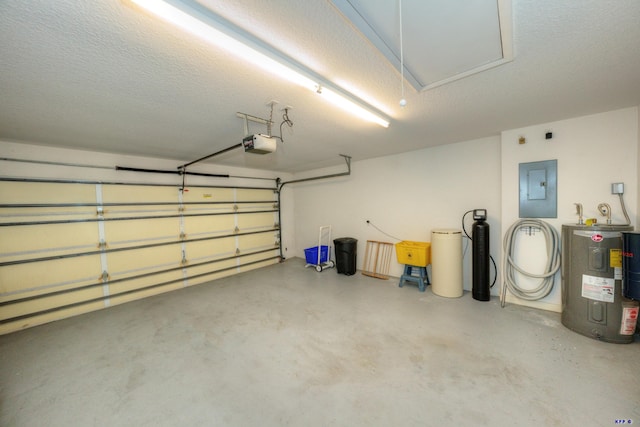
[108,245,181,274]
[0,286,105,322]
[185,237,237,260]
[104,218,180,246]
[0,206,97,224]
[235,188,275,202]
[1,179,280,335]
[0,182,96,204]
[183,215,235,237]
[183,187,234,202]
[183,203,235,215]
[109,270,184,294]
[0,301,106,335]
[0,256,102,294]
[187,258,238,276]
[240,249,279,264]
[101,185,178,204]
[102,207,179,220]
[0,222,99,260]
[237,233,278,251]
[237,212,276,230]
[109,281,184,305]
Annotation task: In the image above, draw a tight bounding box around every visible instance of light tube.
[130,0,317,90]
[316,86,390,128]
[129,0,390,127]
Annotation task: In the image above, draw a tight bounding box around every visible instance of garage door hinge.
[98,240,107,250]
[233,204,239,211]
[274,222,280,229]
[178,206,185,212]
[179,232,186,240]
[236,248,241,255]
[273,203,279,209]
[234,226,240,233]
[96,207,104,215]
[101,271,109,282]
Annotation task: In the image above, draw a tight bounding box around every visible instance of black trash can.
[334,237,357,275]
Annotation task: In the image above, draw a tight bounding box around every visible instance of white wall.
[293,106,639,311]
[501,107,638,311]
[291,136,502,291]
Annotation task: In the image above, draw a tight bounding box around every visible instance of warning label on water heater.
[620,307,639,335]
[581,274,615,303]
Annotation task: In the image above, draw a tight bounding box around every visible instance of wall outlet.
[611,183,624,194]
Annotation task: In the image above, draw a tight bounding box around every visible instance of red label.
[591,234,604,242]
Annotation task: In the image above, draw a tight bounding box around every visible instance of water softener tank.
[561,224,639,343]
[472,209,490,301]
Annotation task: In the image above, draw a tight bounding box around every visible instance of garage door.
[0,178,280,334]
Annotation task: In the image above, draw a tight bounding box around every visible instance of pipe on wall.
[276,155,352,260]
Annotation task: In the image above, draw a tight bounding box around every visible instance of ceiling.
[330,0,511,91]
[1,1,639,173]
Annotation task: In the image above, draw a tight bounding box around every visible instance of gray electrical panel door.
[519,159,557,218]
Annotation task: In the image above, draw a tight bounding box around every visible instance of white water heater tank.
[431,229,463,298]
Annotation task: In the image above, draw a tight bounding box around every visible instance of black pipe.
[0,255,281,325]
[115,166,180,175]
[115,165,231,178]
[0,228,278,267]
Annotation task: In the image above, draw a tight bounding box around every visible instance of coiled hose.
[501,219,561,307]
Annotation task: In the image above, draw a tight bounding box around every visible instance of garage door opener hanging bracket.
[176,108,282,191]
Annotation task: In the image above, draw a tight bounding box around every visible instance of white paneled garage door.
[0,178,280,334]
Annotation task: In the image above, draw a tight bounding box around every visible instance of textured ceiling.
[1,0,639,173]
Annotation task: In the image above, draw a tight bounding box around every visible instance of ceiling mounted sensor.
[128,0,390,127]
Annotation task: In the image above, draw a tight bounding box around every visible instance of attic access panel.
[331,0,513,91]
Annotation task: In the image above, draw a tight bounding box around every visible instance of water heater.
[561,224,639,343]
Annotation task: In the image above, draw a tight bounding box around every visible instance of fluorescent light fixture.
[316,86,389,128]
[129,0,390,128]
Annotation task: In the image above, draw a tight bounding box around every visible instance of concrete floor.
[1,258,639,427]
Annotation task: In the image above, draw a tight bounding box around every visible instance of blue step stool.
[399,264,430,292]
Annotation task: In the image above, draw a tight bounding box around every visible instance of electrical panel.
[519,159,557,218]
